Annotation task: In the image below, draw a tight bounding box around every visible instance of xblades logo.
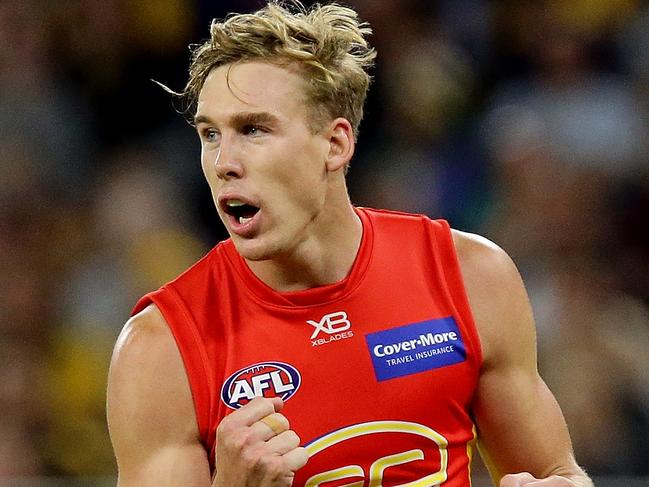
[307,311,354,347]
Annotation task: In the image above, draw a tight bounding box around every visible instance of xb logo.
[308,311,351,339]
[307,311,353,347]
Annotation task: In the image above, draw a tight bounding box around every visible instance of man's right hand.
[212,397,309,487]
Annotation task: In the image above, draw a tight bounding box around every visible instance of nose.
[214,134,244,180]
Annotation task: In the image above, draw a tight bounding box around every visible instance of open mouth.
[222,199,260,225]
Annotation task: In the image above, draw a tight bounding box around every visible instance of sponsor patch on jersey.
[221,361,301,409]
[365,317,466,381]
[303,420,449,486]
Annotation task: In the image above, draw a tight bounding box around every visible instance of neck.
[246,201,363,292]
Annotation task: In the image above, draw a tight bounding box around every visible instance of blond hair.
[179,1,376,137]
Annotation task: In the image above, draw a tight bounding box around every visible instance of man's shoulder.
[131,240,234,318]
[166,239,232,287]
[138,239,233,303]
[451,229,516,282]
[450,229,534,366]
[108,303,198,439]
[111,304,178,383]
[122,304,171,339]
[450,229,523,318]
[107,304,205,478]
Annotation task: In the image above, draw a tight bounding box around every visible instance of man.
[107,2,594,486]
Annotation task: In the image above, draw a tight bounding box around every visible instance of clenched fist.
[212,397,308,487]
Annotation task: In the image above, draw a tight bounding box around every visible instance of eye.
[201,128,219,143]
[242,125,264,136]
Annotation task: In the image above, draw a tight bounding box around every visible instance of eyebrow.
[193,111,280,128]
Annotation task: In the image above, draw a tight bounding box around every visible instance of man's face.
[195,61,332,261]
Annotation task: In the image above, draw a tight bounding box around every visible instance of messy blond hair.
[180,1,376,137]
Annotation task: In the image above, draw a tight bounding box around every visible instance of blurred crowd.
[1,0,648,481]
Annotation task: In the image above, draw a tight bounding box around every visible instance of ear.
[325,118,355,172]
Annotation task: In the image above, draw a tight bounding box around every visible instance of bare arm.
[453,231,593,487]
[107,305,308,487]
[107,305,212,487]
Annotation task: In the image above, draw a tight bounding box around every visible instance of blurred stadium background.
[1,0,648,485]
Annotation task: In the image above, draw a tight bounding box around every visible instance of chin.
[231,236,278,262]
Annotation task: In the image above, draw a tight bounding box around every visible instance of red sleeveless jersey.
[133,207,483,486]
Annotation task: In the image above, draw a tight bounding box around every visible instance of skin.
[107,61,593,487]
[196,62,362,291]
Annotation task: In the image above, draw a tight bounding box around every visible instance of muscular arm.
[453,231,592,487]
[107,305,307,487]
[107,305,212,487]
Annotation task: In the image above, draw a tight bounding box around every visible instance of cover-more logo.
[307,311,354,347]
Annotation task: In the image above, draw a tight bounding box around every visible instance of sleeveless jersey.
[132,207,483,486]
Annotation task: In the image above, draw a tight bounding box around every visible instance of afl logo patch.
[221,361,302,409]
